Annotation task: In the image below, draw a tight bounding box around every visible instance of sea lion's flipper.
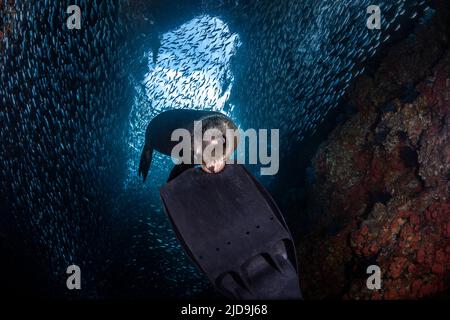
[139,142,153,182]
[167,163,195,182]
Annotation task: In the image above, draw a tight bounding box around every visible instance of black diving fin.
[160,164,302,300]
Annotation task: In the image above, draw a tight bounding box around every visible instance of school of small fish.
[227,0,429,147]
[125,15,240,186]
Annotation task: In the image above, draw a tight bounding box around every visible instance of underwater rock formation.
[296,4,449,299]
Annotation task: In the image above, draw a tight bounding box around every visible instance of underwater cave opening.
[125,14,241,189]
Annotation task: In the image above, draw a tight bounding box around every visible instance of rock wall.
[296,3,449,299]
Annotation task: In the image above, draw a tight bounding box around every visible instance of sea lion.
[138,109,239,182]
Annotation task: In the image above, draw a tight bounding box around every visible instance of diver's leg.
[167,163,195,182]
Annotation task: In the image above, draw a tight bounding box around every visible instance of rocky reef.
[295,2,449,299]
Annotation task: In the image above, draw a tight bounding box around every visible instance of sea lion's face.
[201,135,227,173]
[202,159,226,173]
[193,116,239,174]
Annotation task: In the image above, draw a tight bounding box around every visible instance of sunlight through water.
[125,15,241,188]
